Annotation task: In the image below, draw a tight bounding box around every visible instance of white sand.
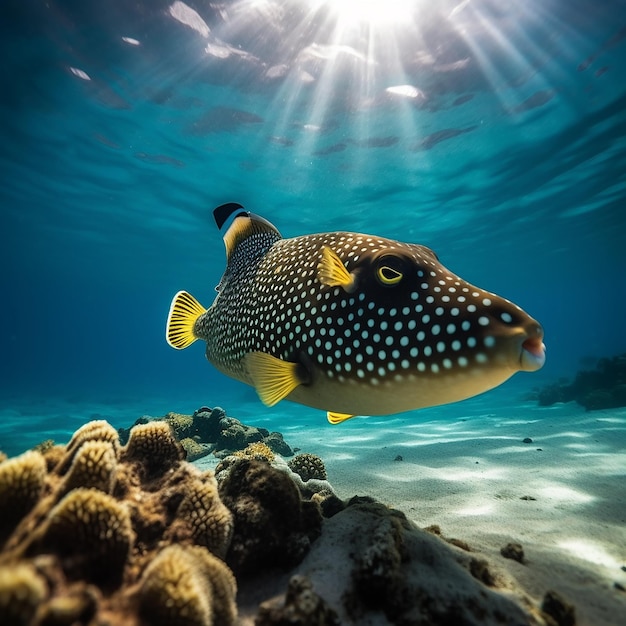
[255,398,626,626]
[2,387,625,624]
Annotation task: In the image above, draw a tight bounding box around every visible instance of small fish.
[167,203,545,424]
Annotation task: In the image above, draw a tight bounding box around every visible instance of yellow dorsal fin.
[317,246,357,292]
[327,412,357,425]
[244,352,307,407]
[166,291,207,349]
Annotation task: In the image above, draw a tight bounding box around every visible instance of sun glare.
[317,0,416,27]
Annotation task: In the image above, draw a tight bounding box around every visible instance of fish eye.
[376,255,404,286]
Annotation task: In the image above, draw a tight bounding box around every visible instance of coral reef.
[0,419,237,625]
[218,458,323,576]
[233,441,275,463]
[118,406,294,461]
[288,453,327,482]
[532,352,626,410]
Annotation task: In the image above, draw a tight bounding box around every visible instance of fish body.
[167,203,545,423]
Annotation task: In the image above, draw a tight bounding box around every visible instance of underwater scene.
[1,0,625,624]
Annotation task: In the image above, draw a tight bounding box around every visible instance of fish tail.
[166,291,206,349]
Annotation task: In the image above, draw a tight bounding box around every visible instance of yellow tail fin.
[166,291,206,349]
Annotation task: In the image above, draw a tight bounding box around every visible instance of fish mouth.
[519,325,546,371]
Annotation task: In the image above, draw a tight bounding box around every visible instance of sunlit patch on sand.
[557,539,623,570]
[455,502,495,517]
[536,484,595,504]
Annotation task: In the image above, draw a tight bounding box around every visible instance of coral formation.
[163,411,194,439]
[233,441,275,463]
[122,421,184,475]
[532,352,626,410]
[38,487,132,585]
[0,562,47,626]
[32,439,55,454]
[288,453,327,482]
[0,419,237,625]
[119,406,294,461]
[139,544,237,626]
[61,440,117,495]
[164,474,233,560]
[180,437,212,462]
[218,458,322,575]
[0,451,47,546]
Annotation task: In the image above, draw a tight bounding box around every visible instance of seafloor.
[1,384,625,625]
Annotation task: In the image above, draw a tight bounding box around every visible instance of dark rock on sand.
[531,353,626,410]
[541,589,576,626]
[501,542,525,563]
[256,575,340,625]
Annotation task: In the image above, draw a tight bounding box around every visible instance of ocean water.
[1,0,626,456]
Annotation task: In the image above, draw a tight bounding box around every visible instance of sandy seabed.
[2,387,625,625]
[197,395,626,626]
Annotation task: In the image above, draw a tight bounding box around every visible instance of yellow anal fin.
[327,412,357,425]
[317,246,357,293]
[244,352,307,407]
[166,291,207,350]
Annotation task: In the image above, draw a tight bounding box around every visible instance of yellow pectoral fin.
[244,352,307,407]
[166,291,207,349]
[327,412,357,425]
[317,247,357,292]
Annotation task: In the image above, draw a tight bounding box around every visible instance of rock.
[501,542,525,563]
[248,498,544,625]
[264,431,293,456]
[256,575,340,625]
[523,437,533,444]
[541,589,576,626]
[532,353,626,410]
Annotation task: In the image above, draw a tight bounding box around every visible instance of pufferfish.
[167,202,545,424]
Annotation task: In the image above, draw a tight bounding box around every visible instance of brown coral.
[218,458,322,575]
[60,440,117,495]
[233,441,275,463]
[0,450,47,545]
[165,474,233,560]
[58,420,120,474]
[0,419,237,624]
[287,453,327,482]
[164,411,194,439]
[0,562,47,626]
[121,421,184,475]
[37,487,132,585]
[180,437,212,461]
[139,544,237,626]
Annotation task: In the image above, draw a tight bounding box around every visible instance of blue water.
[1,0,626,455]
